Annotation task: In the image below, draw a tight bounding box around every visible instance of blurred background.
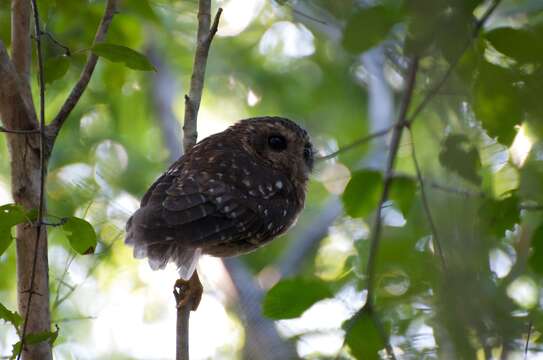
[2,0,543,358]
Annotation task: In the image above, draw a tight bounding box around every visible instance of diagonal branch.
[407,129,447,270]
[0,42,38,128]
[46,0,118,147]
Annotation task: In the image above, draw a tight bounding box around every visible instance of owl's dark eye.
[268,135,287,151]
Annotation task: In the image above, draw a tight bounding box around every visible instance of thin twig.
[18,1,46,358]
[40,31,71,56]
[407,128,447,270]
[0,126,39,134]
[407,0,502,124]
[317,124,395,161]
[46,0,118,148]
[177,2,222,360]
[524,319,532,359]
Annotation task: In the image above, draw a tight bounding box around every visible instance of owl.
[125,116,313,279]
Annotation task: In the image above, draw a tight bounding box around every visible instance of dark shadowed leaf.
[44,56,70,84]
[343,309,384,360]
[62,216,97,255]
[479,194,519,237]
[342,5,402,54]
[342,170,383,219]
[529,225,543,275]
[473,61,522,146]
[0,302,22,331]
[439,134,481,184]
[389,176,417,216]
[92,43,155,71]
[0,204,28,256]
[485,27,543,64]
[263,277,333,319]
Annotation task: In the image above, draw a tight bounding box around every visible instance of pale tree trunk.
[1,0,117,358]
[4,1,53,359]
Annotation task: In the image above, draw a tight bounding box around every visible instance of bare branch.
[182,4,223,151]
[350,57,420,360]
[46,0,118,146]
[176,2,223,360]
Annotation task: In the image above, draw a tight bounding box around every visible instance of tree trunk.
[11,136,52,360]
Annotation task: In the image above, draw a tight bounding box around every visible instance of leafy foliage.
[262,277,333,319]
[0,204,28,256]
[439,134,481,184]
[61,216,97,255]
[343,309,385,360]
[342,170,383,218]
[0,302,22,333]
[92,43,155,71]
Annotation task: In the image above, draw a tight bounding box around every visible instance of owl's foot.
[173,272,203,311]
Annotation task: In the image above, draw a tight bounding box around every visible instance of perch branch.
[182,4,222,151]
[176,2,222,360]
[46,0,118,147]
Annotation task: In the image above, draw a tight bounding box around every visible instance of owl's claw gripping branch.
[173,272,203,311]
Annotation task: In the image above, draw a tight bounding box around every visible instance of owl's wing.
[125,169,262,274]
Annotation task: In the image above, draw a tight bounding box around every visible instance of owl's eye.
[268,135,287,151]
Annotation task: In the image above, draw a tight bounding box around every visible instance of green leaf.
[62,216,97,255]
[0,302,22,331]
[342,170,383,218]
[44,56,70,84]
[343,309,385,360]
[11,326,59,360]
[473,61,522,146]
[529,225,543,275]
[439,134,481,185]
[263,277,333,319]
[92,43,155,71]
[485,27,543,64]
[342,5,402,54]
[389,176,417,216]
[479,194,519,237]
[0,204,27,227]
[0,204,28,256]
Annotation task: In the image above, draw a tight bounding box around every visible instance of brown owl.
[125,117,313,279]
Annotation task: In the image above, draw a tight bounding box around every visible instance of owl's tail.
[125,212,201,280]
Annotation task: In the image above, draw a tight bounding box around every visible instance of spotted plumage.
[125,117,313,279]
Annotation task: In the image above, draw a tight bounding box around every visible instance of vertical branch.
[182,1,223,152]
[176,2,222,360]
[359,57,420,359]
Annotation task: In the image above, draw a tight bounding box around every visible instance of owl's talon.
[173,272,203,311]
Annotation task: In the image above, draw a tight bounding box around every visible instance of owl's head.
[233,117,314,182]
